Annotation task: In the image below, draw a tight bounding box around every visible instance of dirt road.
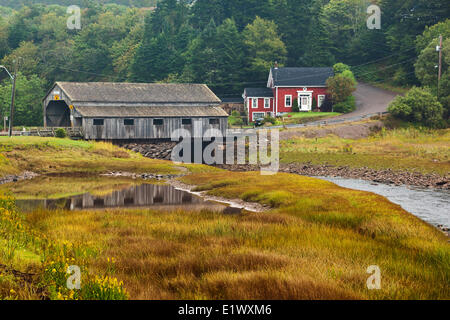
[335,82,399,119]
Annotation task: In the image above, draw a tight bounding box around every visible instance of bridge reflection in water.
[16,184,242,214]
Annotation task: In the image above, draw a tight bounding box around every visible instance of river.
[318,176,450,229]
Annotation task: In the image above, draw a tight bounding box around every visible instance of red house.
[243,67,334,122]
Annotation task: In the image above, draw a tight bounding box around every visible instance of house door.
[299,94,311,111]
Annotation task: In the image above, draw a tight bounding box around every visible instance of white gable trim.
[275,85,327,88]
[267,69,274,88]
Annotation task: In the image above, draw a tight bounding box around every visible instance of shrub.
[341,70,357,85]
[333,95,356,113]
[320,96,333,112]
[292,98,299,112]
[333,63,351,74]
[388,87,444,127]
[263,116,277,125]
[234,117,244,126]
[326,74,357,103]
[55,128,67,138]
[231,110,240,117]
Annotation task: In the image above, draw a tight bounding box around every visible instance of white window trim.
[252,112,266,120]
[317,95,326,107]
[285,95,292,108]
[252,98,258,109]
[264,98,270,109]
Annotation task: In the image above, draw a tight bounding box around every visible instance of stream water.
[15,183,243,215]
[11,176,450,230]
[318,176,450,229]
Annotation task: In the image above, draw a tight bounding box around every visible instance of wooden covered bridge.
[42,82,228,141]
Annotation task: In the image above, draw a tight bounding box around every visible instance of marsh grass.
[280,127,450,175]
[9,171,448,300]
[0,137,183,177]
[178,171,449,299]
[0,194,127,300]
[0,135,448,300]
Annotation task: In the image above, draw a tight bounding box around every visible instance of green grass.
[284,112,340,119]
[280,127,450,175]
[0,136,216,177]
[281,112,341,125]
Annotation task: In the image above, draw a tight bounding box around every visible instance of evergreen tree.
[183,19,219,85]
[213,19,246,94]
[243,16,287,81]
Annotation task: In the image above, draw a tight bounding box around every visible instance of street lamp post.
[0,63,17,137]
[436,35,443,100]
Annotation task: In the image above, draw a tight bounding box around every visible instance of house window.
[252,112,265,120]
[252,98,258,109]
[124,119,134,126]
[264,98,270,109]
[318,95,326,108]
[93,119,104,126]
[182,118,192,125]
[153,119,164,126]
[285,95,292,108]
[209,118,220,125]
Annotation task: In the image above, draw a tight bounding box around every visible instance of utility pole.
[437,35,443,99]
[8,60,17,137]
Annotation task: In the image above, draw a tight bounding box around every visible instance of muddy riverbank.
[215,163,450,190]
[0,171,39,185]
[167,179,269,213]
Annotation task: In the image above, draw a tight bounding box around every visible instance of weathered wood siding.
[82,117,228,140]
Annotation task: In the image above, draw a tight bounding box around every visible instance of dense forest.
[0,0,448,126]
[0,0,159,9]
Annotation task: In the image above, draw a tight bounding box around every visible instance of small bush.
[292,98,300,112]
[326,75,357,104]
[320,96,333,112]
[263,116,277,125]
[333,95,356,113]
[55,128,67,138]
[388,87,444,127]
[234,117,244,126]
[333,63,351,74]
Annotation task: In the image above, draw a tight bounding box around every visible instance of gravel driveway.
[334,82,399,119]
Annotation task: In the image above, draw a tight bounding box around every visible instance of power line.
[34,43,420,92]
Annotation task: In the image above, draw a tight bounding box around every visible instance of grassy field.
[0,136,449,300]
[280,127,450,175]
[280,112,341,125]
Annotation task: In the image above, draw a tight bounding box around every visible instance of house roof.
[270,67,334,87]
[74,105,228,118]
[244,88,274,98]
[53,82,222,104]
[219,96,245,103]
